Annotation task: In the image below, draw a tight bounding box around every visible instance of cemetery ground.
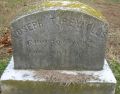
[0,0,120,94]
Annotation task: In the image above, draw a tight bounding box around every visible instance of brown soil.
[94,2,120,62]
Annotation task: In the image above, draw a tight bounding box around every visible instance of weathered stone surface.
[11,1,108,70]
[0,57,116,94]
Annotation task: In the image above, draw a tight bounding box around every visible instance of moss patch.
[20,1,106,22]
[2,80,114,94]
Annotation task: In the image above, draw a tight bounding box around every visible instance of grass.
[109,59,120,94]
[108,0,120,3]
[72,0,120,3]
[0,58,9,76]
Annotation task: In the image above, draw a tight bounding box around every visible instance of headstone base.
[0,57,116,94]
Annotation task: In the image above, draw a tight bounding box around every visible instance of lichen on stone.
[1,80,113,94]
[21,1,106,22]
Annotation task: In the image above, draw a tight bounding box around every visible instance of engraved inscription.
[11,10,108,70]
[13,13,107,57]
[13,20,43,38]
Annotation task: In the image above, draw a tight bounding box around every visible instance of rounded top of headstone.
[11,1,108,70]
[12,1,107,23]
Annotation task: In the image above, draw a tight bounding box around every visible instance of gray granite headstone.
[11,1,108,70]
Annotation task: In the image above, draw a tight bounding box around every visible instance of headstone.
[0,1,116,94]
[11,0,108,70]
